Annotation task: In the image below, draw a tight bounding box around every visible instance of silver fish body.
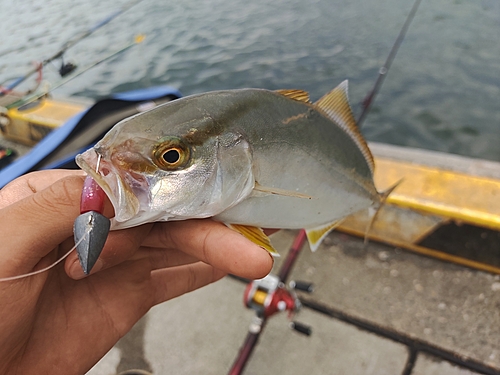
[76,82,379,247]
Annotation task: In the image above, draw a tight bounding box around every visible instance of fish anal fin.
[306,220,343,252]
[254,182,313,199]
[276,89,311,103]
[228,224,280,256]
[314,80,375,174]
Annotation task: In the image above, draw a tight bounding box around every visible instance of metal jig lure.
[73,153,110,275]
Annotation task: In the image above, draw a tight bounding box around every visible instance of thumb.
[0,175,84,276]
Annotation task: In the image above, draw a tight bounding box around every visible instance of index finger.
[0,175,84,276]
[0,169,85,210]
[143,219,273,280]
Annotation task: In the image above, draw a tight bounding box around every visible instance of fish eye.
[153,138,190,170]
[163,149,180,164]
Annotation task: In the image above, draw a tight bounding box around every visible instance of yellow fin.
[254,182,313,199]
[228,224,280,256]
[306,220,343,252]
[314,81,375,174]
[276,89,311,103]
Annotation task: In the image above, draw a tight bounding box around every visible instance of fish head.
[76,101,255,228]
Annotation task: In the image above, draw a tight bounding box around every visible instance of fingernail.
[262,248,275,271]
[267,249,276,263]
[69,259,103,280]
[69,260,86,280]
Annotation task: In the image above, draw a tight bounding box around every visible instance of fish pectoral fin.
[275,89,311,103]
[306,220,344,252]
[228,224,280,256]
[253,182,313,199]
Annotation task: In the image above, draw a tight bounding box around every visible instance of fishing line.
[0,227,90,282]
[6,35,146,109]
[0,0,146,94]
[357,0,423,128]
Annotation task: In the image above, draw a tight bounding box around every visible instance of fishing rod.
[0,0,144,95]
[6,35,146,110]
[357,0,423,128]
[229,231,311,375]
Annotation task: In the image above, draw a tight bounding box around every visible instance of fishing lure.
[74,155,111,275]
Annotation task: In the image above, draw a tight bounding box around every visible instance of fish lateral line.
[253,182,313,199]
[281,112,308,125]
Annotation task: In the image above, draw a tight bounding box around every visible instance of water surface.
[1,0,499,160]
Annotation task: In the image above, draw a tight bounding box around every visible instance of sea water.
[1,0,499,160]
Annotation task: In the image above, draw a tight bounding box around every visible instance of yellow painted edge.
[387,195,500,231]
[7,99,86,128]
[7,110,61,128]
[375,157,500,231]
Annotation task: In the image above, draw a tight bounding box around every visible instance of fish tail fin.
[363,179,403,246]
[306,220,344,252]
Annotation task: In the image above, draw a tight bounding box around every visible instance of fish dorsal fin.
[276,89,311,103]
[305,220,344,252]
[314,80,375,174]
[227,224,280,256]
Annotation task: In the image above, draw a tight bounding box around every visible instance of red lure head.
[80,175,105,214]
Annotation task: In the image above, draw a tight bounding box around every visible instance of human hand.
[0,170,273,375]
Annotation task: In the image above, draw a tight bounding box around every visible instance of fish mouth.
[75,149,141,223]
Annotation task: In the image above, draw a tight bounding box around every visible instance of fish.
[76,81,381,253]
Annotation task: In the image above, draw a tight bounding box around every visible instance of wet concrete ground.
[86,229,499,375]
